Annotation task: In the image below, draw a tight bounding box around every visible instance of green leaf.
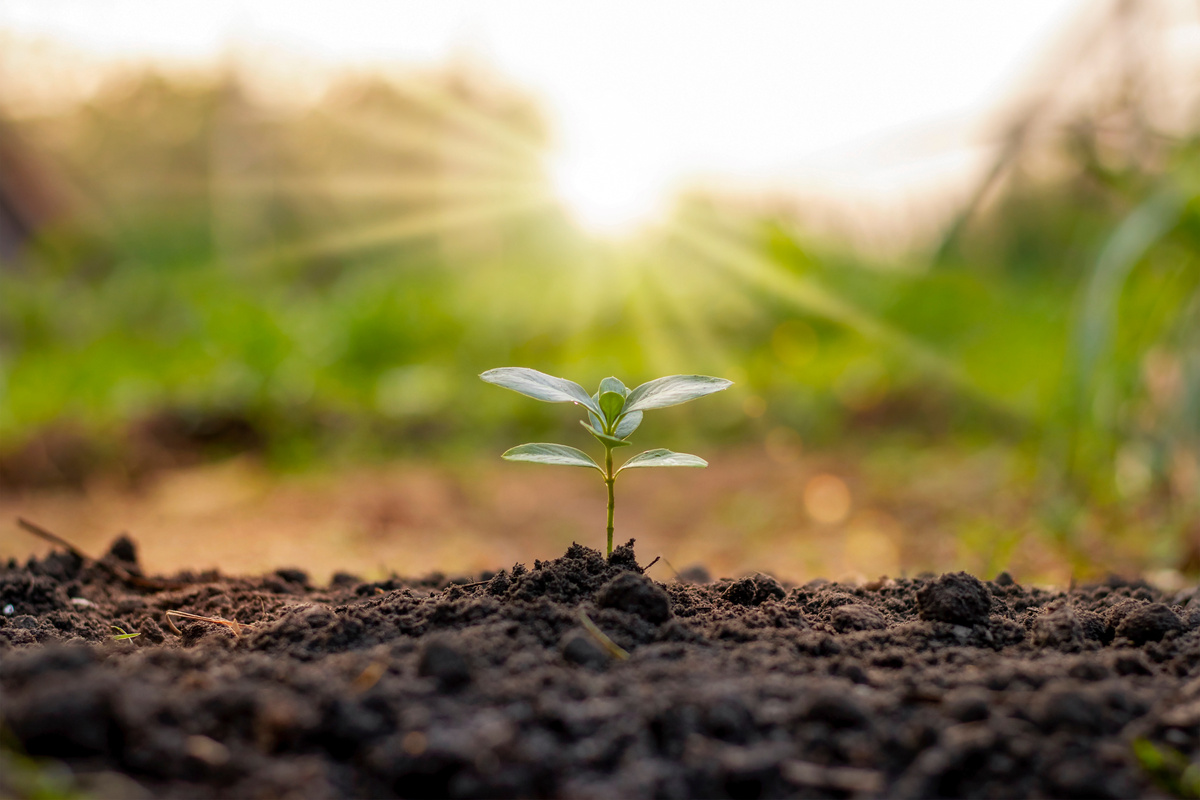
[617,448,708,472]
[111,625,141,641]
[598,376,629,397]
[614,410,643,439]
[481,368,602,415]
[502,443,603,471]
[624,375,733,413]
[599,391,626,425]
[580,420,632,448]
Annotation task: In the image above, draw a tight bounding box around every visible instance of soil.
[3,539,1200,799]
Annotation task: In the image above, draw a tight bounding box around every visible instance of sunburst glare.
[548,150,666,238]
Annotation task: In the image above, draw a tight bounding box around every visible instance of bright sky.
[0,0,1090,235]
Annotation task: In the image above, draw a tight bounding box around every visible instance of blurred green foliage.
[0,62,1198,568]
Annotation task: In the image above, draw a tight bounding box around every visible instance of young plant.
[480,367,732,556]
[110,625,140,641]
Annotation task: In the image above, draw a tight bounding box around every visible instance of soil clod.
[1115,602,1184,644]
[720,574,786,606]
[560,631,609,669]
[597,572,671,623]
[831,603,887,632]
[917,571,993,626]
[418,637,472,691]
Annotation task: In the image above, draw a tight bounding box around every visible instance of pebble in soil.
[3,538,1200,798]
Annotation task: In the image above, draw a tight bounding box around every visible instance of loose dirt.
[3,538,1199,798]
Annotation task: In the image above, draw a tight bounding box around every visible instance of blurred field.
[0,442,1136,587]
[2,5,1200,582]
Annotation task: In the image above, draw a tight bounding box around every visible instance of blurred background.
[2,0,1200,586]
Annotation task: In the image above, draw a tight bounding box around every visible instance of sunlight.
[0,0,1091,220]
[666,216,991,405]
[232,192,550,267]
[548,151,664,237]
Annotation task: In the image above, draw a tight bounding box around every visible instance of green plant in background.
[481,368,732,555]
[1133,737,1200,798]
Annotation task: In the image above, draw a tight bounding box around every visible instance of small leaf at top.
[580,420,632,448]
[617,448,708,473]
[614,410,643,439]
[502,443,603,471]
[481,368,602,415]
[624,375,733,413]
[599,391,626,426]
[598,376,629,397]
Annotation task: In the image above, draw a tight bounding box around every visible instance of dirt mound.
[3,540,1199,798]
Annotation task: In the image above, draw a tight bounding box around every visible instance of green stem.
[605,446,615,557]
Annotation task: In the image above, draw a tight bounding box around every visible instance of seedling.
[480,368,732,555]
[110,625,140,641]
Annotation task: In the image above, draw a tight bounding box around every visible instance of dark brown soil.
[3,539,1200,799]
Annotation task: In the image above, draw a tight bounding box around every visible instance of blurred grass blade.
[624,375,732,413]
[617,449,707,472]
[1076,186,1187,380]
[481,368,602,415]
[1065,184,1189,475]
[502,443,603,471]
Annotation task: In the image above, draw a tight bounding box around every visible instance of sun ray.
[206,173,545,201]
[233,189,552,267]
[666,217,1011,412]
[123,173,549,200]
[626,259,691,378]
[399,79,545,162]
[645,244,747,382]
[319,110,529,176]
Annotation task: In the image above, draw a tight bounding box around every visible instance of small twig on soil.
[455,579,491,589]
[645,556,680,581]
[16,517,183,592]
[16,516,88,558]
[578,609,629,660]
[165,609,249,637]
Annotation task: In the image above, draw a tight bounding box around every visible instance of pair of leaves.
[501,443,707,472]
[481,367,731,472]
[479,368,732,420]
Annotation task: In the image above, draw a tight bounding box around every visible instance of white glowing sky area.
[1,0,1088,235]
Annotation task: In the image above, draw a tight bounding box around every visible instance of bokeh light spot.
[764,427,803,465]
[844,510,901,576]
[804,473,852,524]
